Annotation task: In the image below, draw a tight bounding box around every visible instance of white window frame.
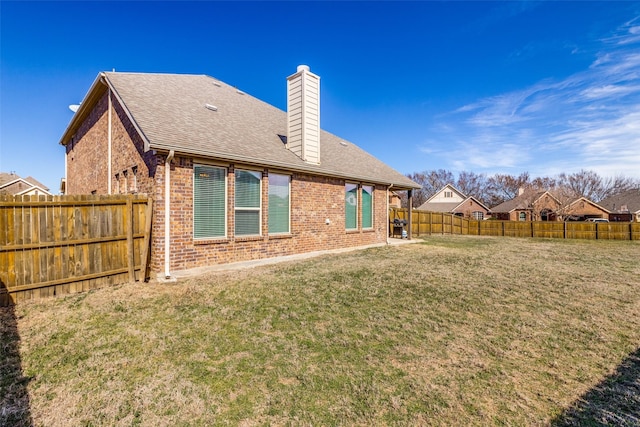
[268,173,291,235]
[193,164,228,239]
[361,184,374,230]
[235,169,262,236]
[345,182,358,230]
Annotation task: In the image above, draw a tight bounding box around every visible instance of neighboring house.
[490,189,561,221]
[560,197,610,222]
[0,172,51,196]
[598,189,640,222]
[59,67,420,278]
[417,184,490,220]
[388,191,402,209]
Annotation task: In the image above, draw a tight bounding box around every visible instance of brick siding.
[67,90,390,276]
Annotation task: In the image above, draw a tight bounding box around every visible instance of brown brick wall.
[453,199,488,218]
[66,91,391,276]
[565,200,608,217]
[150,158,389,274]
[66,90,156,196]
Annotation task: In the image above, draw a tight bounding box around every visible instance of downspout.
[408,189,413,240]
[108,88,112,194]
[386,184,393,245]
[164,150,175,279]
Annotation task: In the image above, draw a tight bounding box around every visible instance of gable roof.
[423,183,467,204]
[564,196,610,214]
[419,196,490,213]
[0,172,50,195]
[598,189,640,213]
[59,72,420,190]
[490,190,559,213]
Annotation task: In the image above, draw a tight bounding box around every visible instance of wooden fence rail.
[390,208,640,241]
[0,194,152,306]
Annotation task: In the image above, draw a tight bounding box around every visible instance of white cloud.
[424,14,640,179]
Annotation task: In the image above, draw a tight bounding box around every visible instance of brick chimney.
[287,65,320,164]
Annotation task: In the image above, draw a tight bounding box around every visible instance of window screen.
[194,165,226,238]
[362,185,373,229]
[268,174,290,234]
[345,183,358,230]
[235,170,262,235]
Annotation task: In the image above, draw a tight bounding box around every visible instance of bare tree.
[404,169,455,207]
[486,172,531,207]
[557,170,603,201]
[456,171,490,204]
[530,176,558,191]
[403,168,640,210]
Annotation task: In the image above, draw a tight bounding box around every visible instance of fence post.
[126,197,135,283]
[140,198,154,282]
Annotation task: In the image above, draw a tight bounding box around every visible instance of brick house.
[560,196,610,221]
[59,67,420,278]
[417,183,489,220]
[0,172,51,196]
[599,189,640,222]
[490,189,561,221]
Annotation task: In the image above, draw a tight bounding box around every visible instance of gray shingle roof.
[417,202,461,212]
[0,172,49,194]
[599,189,640,213]
[490,190,549,212]
[65,72,419,190]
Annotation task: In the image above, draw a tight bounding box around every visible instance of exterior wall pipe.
[164,150,175,279]
[108,88,112,194]
[386,184,393,245]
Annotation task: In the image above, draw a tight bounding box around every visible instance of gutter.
[164,150,175,279]
[386,184,393,245]
[151,146,420,191]
[108,88,112,194]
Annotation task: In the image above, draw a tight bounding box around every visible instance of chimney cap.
[297,64,310,72]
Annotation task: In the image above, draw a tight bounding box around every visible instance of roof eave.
[58,73,107,147]
[151,145,420,190]
[58,72,152,152]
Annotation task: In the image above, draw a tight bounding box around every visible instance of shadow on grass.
[0,280,33,427]
[551,347,640,426]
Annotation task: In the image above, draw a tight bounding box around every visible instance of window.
[268,174,290,234]
[519,212,526,221]
[472,211,484,220]
[194,165,226,239]
[362,185,373,229]
[345,183,358,230]
[235,170,262,236]
[444,191,453,198]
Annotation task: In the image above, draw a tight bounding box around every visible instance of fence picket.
[0,194,151,306]
[390,207,640,242]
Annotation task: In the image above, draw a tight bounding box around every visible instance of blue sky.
[1,1,639,193]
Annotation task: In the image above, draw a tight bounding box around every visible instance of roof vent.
[205,103,218,111]
[236,89,245,95]
[212,81,221,87]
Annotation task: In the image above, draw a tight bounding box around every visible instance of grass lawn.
[2,235,640,426]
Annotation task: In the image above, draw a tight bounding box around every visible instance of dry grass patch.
[2,235,640,426]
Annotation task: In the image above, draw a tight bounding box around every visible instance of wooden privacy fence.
[390,208,640,241]
[0,194,153,306]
